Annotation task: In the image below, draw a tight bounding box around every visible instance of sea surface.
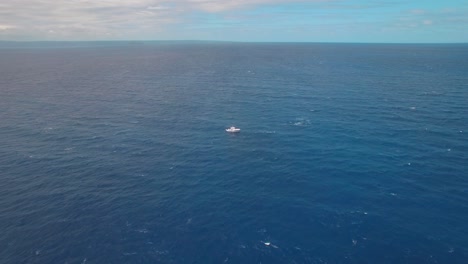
[0,42,467,263]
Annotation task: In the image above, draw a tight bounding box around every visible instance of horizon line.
[0,40,467,45]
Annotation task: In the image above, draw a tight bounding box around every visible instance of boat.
[226,126,241,133]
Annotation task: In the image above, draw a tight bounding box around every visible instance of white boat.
[226,126,241,133]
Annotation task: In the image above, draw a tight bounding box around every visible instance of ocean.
[0,42,467,263]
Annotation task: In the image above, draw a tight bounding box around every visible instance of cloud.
[0,0,467,41]
[147,5,170,10]
[184,0,324,12]
[0,0,333,40]
[0,24,16,31]
[0,0,183,39]
[422,20,433,25]
[411,9,426,15]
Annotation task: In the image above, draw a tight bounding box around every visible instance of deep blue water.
[0,42,467,263]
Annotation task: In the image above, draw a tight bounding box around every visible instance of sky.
[0,0,467,43]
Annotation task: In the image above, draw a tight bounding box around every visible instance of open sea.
[0,42,467,263]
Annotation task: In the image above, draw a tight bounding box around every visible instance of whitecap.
[292,118,311,126]
[262,241,278,248]
[136,228,149,233]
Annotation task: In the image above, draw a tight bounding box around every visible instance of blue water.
[0,42,467,263]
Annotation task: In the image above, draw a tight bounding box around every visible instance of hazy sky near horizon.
[0,0,467,42]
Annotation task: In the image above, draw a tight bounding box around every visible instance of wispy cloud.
[422,20,433,25]
[392,7,468,30]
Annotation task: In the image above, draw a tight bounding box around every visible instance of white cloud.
[2,0,321,39]
[0,24,16,31]
[147,5,170,10]
[0,0,184,39]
